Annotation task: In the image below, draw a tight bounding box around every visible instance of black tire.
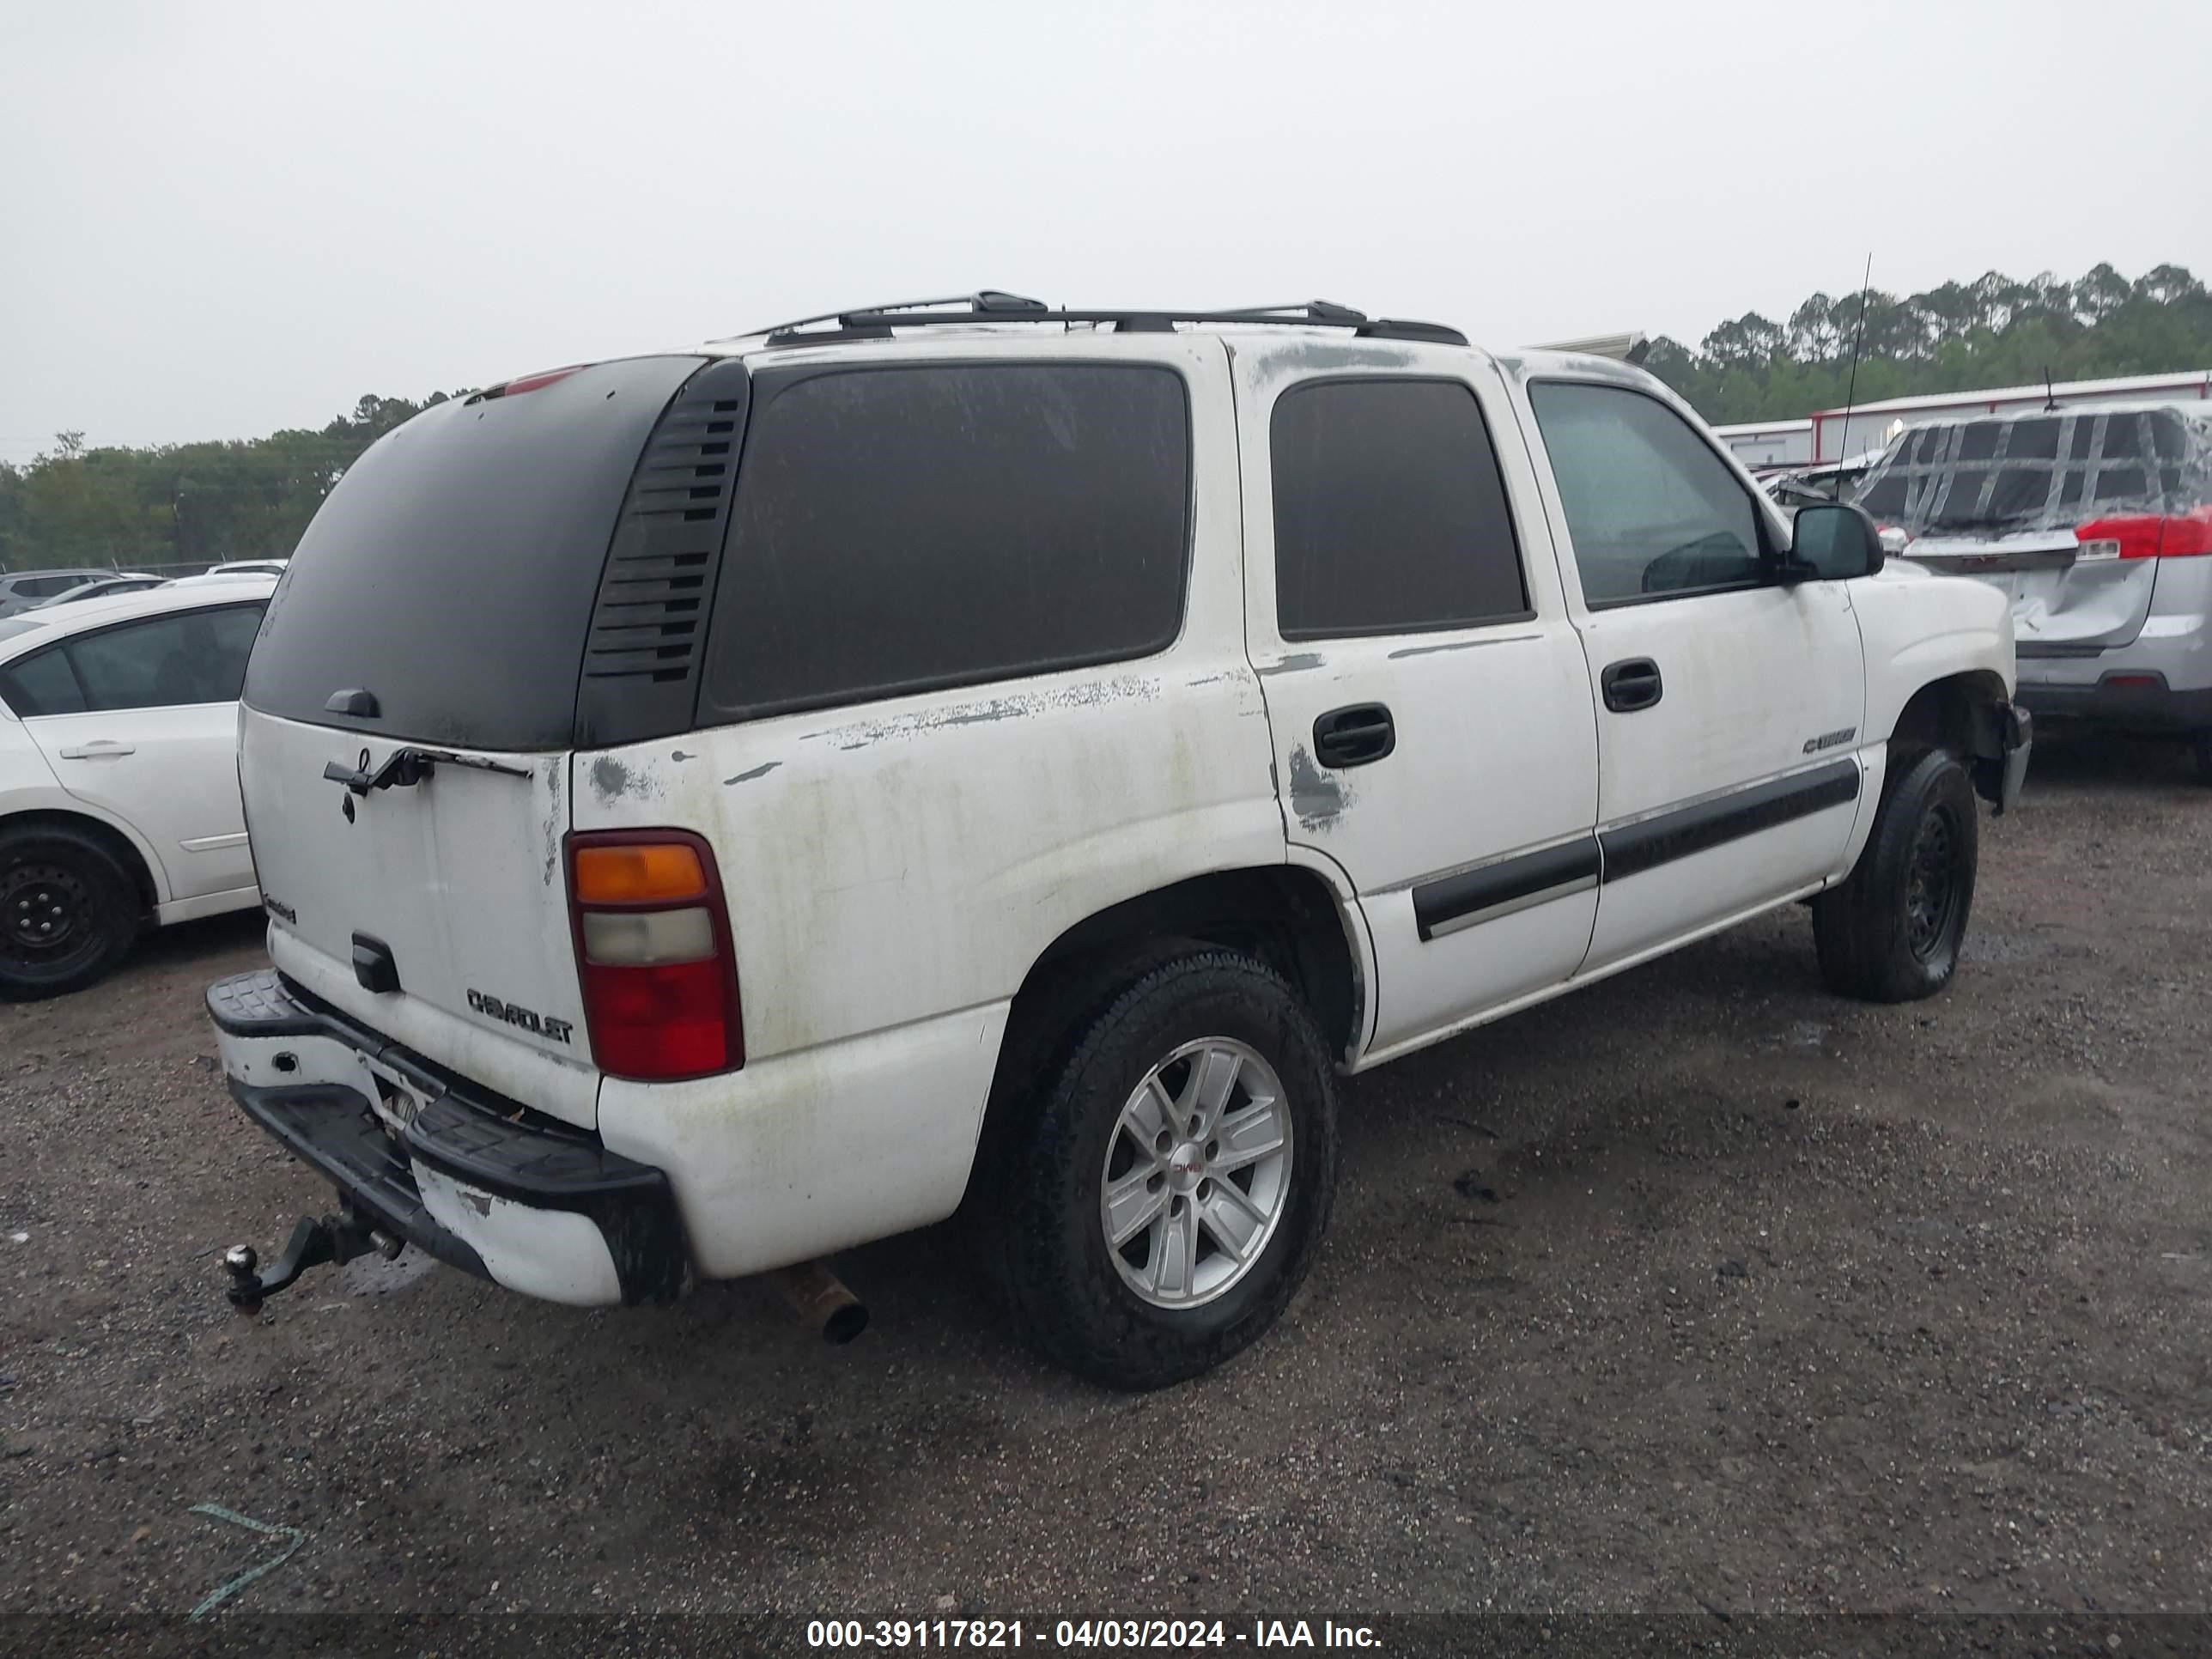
[1812,748,1978,1003]
[2192,729,2212,787]
[0,823,141,1000]
[993,950,1339,1390]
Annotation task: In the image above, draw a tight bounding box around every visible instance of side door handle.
[1600,658,1664,714]
[57,741,137,760]
[1313,702,1395,768]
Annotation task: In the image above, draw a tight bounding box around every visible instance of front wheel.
[1812,749,1979,1003]
[993,951,1339,1390]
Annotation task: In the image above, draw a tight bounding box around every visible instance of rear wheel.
[0,824,141,1000]
[1812,749,1978,1003]
[992,950,1338,1390]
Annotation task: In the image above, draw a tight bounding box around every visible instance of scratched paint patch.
[805,676,1161,750]
[1285,744,1351,832]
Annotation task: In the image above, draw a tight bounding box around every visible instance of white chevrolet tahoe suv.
[208,295,2031,1389]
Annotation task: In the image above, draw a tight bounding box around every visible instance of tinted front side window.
[1528,382,1763,605]
[0,605,264,717]
[702,363,1189,720]
[1270,379,1528,639]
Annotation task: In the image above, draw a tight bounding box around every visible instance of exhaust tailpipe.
[769,1260,868,1345]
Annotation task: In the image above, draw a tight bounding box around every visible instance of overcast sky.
[5,0,2208,464]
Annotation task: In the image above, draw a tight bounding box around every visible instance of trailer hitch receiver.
[223,1210,401,1315]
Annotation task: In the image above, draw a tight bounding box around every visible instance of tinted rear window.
[1271,379,1529,638]
[700,362,1190,721]
[244,355,706,750]
[1853,407,2211,534]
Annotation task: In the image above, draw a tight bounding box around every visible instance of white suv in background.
[1,578,276,996]
[206,295,2029,1388]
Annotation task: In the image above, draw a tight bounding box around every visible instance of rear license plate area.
[356,1055,436,1137]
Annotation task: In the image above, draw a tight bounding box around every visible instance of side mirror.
[1788,501,1886,580]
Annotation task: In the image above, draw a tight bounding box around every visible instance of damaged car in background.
[206,294,2029,1389]
[1857,403,2212,781]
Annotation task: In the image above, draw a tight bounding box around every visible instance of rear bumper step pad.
[208,969,689,1305]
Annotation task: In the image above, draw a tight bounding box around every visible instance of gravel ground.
[2,732,2208,1648]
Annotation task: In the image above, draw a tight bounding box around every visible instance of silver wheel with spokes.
[1100,1037,1293,1310]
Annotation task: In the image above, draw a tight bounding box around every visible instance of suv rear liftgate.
[214,353,799,1321]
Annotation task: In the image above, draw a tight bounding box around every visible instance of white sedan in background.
[0,577,276,998]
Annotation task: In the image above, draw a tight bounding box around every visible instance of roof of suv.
[684,295,1655,398]
[0,574,277,664]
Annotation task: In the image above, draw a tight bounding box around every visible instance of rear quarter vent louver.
[574,357,752,747]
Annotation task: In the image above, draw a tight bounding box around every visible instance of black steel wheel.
[1813,749,1978,1003]
[0,824,141,1000]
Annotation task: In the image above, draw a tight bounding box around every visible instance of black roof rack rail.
[726,294,1466,349]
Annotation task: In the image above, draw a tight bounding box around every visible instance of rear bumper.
[208,969,689,1306]
[2016,674,2212,734]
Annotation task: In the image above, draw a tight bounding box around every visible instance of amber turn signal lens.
[572,842,708,904]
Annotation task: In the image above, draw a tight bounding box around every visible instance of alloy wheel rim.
[1100,1037,1293,1310]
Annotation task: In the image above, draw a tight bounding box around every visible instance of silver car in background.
[1855,403,2212,782]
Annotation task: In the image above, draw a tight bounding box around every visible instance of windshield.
[1856,407,2210,536]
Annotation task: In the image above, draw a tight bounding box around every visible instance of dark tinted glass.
[2100,413,2144,459]
[2069,420,2096,460]
[2094,468,2148,501]
[21,575,88,599]
[702,363,1189,720]
[1271,380,1528,639]
[245,355,706,750]
[1929,470,1990,527]
[2057,472,2085,508]
[2150,411,2188,463]
[1958,422,2001,461]
[1857,473,1908,517]
[1530,381,1762,605]
[2007,418,2060,459]
[0,647,87,716]
[64,604,265,711]
[1987,466,2051,520]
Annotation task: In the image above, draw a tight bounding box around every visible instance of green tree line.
[7,262,2210,569]
[1646,262,2212,426]
[0,392,459,572]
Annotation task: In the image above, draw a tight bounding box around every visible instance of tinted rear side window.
[244,355,708,750]
[701,363,1190,721]
[1271,379,1528,639]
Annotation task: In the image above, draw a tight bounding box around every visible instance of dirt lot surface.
[3,734,2209,1650]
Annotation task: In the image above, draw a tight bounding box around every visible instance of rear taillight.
[2075,508,2212,561]
[566,830,742,1081]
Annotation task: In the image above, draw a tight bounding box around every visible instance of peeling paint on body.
[1286,744,1349,831]
[1387,634,1536,660]
[1247,341,1420,387]
[542,760,564,886]
[590,756,636,800]
[1257,653,1323,678]
[724,761,781,786]
[806,676,1161,750]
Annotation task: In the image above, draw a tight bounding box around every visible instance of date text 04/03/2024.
[805,1620,1382,1649]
